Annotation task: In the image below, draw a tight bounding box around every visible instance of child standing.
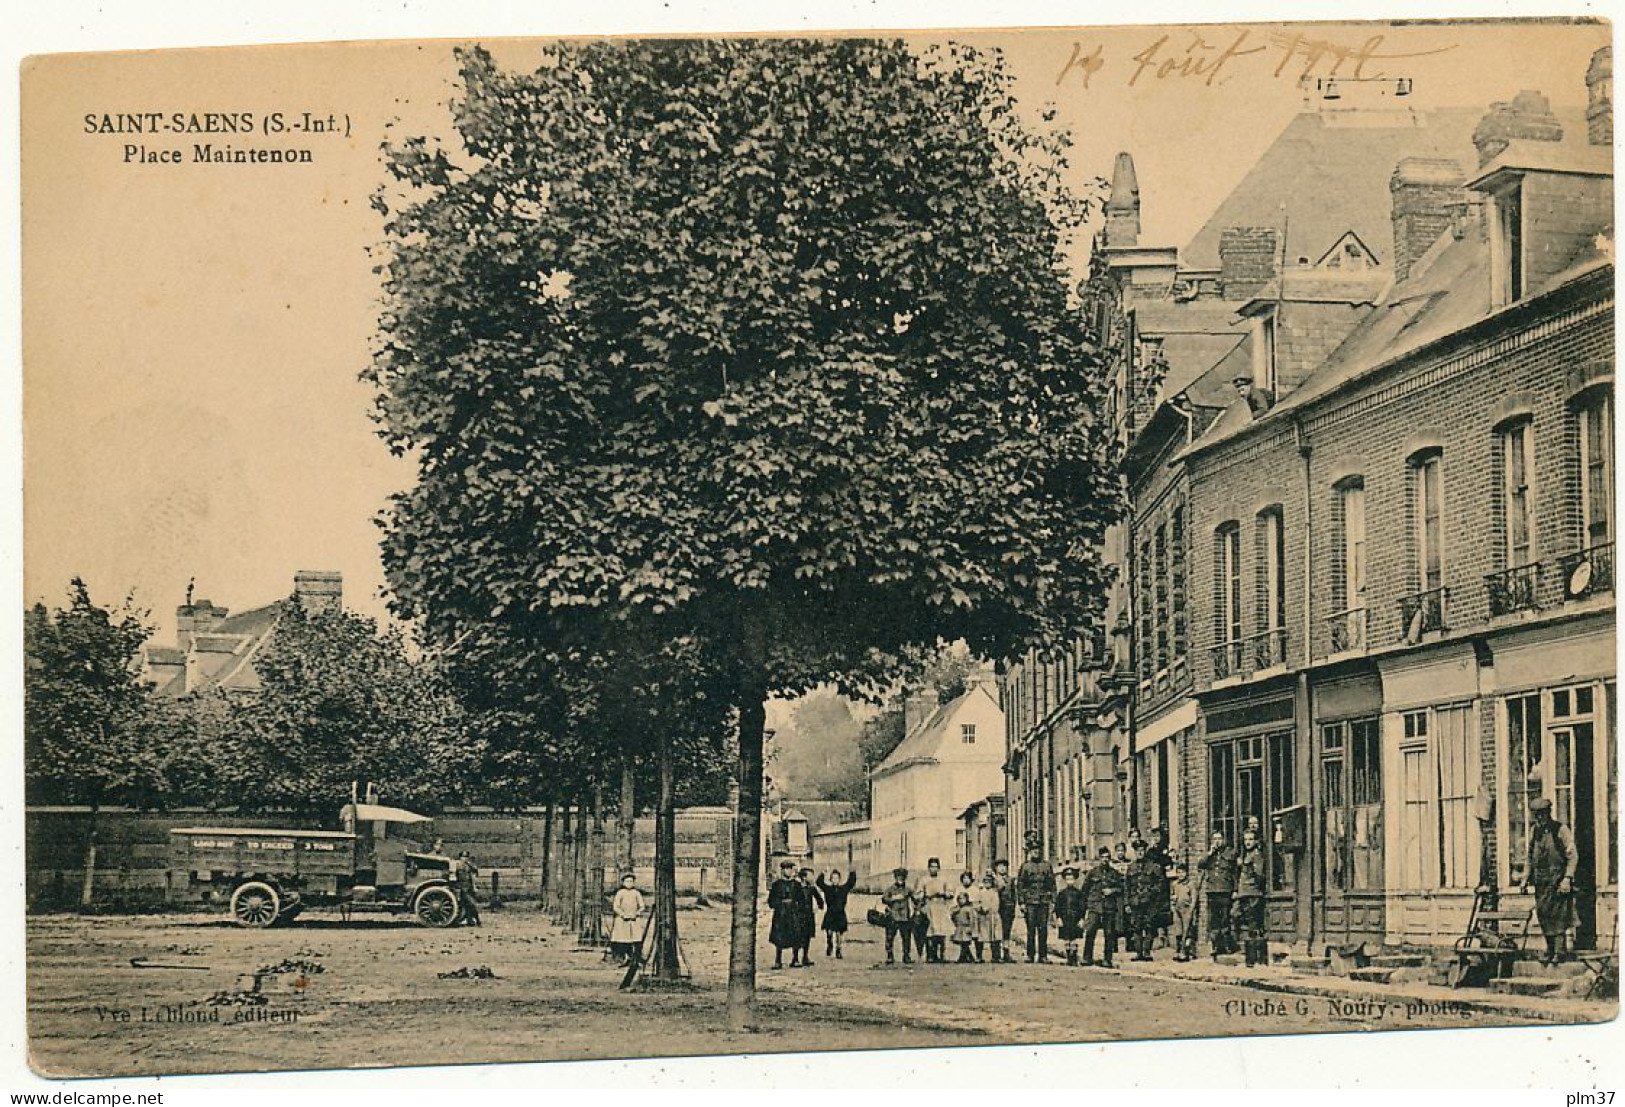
[973,872,1002,964]
[951,892,979,963]
[1054,866,1088,966]
[608,872,645,966]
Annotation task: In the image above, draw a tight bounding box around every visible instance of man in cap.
[880,866,916,964]
[1198,831,1238,958]
[1016,842,1058,963]
[1080,845,1123,968]
[1523,797,1579,965]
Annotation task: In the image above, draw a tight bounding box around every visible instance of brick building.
[1004,56,1615,957]
[140,569,345,697]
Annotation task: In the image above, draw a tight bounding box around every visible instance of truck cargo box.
[169,826,357,879]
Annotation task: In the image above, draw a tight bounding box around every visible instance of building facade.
[868,679,1005,881]
[1006,55,1616,955]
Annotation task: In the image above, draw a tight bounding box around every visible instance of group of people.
[1195,822,1272,967]
[766,862,859,968]
[769,823,1290,972]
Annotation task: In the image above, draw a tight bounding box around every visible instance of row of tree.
[365,37,1121,1024]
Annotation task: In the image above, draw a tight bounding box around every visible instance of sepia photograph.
[16,9,1621,1083]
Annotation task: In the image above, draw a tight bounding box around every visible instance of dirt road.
[24,900,1573,1078]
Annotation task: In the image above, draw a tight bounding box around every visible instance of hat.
[1530,796,1553,813]
[1097,846,1113,858]
[1062,866,1080,877]
[893,866,909,877]
[1232,374,1252,385]
[779,859,796,870]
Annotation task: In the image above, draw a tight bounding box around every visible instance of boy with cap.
[880,867,916,964]
[1053,865,1089,966]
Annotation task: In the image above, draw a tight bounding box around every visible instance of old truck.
[168,802,463,928]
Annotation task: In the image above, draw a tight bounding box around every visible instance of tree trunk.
[570,803,586,934]
[580,785,607,945]
[649,726,682,980]
[618,760,637,881]
[559,804,578,930]
[539,801,555,911]
[727,612,769,1030]
[80,806,99,910]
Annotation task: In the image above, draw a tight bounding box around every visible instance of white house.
[868,675,1006,881]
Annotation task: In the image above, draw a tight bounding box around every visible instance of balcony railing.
[1558,541,1615,601]
[1486,561,1543,617]
[1210,639,1244,681]
[1250,626,1288,670]
[1209,629,1286,681]
[1325,606,1368,653]
[1398,586,1449,641]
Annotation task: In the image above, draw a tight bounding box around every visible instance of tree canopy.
[24,580,155,806]
[369,36,1120,1024]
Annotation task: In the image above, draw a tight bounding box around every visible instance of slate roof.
[1183,107,1484,274]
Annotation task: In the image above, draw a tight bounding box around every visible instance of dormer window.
[1490,181,1525,307]
[1252,311,1277,394]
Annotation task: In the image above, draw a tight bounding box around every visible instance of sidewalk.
[1101,950,1615,1026]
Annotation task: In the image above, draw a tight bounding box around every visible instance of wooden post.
[727,612,769,1030]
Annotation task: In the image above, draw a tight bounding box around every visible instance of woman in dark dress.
[767,860,801,968]
[817,869,859,959]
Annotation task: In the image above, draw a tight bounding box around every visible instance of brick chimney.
[175,598,227,653]
[1472,89,1564,167]
[293,570,343,615]
[1390,157,1466,283]
[1218,227,1279,300]
[902,689,937,736]
[1104,152,1141,248]
[1588,46,1612,146]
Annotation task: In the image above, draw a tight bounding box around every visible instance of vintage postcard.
[20,16,1618,1081]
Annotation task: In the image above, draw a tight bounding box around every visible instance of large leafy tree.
[369,38,1119,1025]
[219,603,481,819]
[23,579,154,807]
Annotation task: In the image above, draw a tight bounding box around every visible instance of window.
[1267,730,1295,889]
[1254,313,1278,393]
[1579,391,1614,549]
[1256,508,1286,665]
[1333,480,1367,651]
[1138,538,1155,682]
[1501,421,1535,568]
[1493,184,1524,306]
[1214,522,1243,668]
[955,828,966,868]
[1171,505,1188,664]
[1397,705,1478,892]
[1154,522,1170,673]
[1504,691,1542,883]
[961,723,977,745]
[1322,718,1383,891]
[1414,453,1444,592]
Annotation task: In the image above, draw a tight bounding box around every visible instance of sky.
[21,19,1607,644]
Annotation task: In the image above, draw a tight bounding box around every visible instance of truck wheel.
[231,881,280,928]
[413,886,460,928]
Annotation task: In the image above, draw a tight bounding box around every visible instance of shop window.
[1322,718,1383,892]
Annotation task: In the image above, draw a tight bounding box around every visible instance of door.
[1545,722,1596,948]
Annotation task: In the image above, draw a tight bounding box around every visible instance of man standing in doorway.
[1523,796,1579,965]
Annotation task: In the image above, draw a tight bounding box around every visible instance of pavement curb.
[1102,959,1615,1026]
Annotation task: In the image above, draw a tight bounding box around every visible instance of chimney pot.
[1472,89,1564,167]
